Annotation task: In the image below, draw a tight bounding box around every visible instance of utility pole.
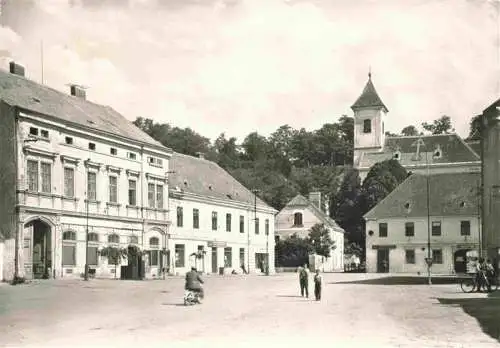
[84,158,90,281]
[250,189,260,274]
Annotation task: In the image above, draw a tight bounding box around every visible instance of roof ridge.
[456,134,481,160]
[387,133,459,140]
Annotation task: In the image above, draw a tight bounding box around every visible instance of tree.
[99,246,127,279]
[307,223,336,258]
[421,115,453,135]
[401,125,419,136]
[466,114,483,141]
[275,234,313,267]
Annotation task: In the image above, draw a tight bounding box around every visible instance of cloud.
[0,0,499,142]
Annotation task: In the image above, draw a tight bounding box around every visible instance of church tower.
[351,72,388,168]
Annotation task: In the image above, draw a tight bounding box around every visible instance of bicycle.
[460,272,499,293]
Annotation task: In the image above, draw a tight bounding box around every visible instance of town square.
[1,0,500,347]
[1,273,500,348]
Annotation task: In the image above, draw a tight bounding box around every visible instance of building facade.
[481,98,500,268]
[352,74,480,181]
[364,172,480,274]
[168,153,277,275]
[0,62,172,281]
[275,192,344,272]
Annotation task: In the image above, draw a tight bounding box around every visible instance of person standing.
[314,269,322,301]
[298,264,309,298]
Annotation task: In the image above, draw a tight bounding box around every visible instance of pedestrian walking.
[298,264,309,298]
[314,269,322,301]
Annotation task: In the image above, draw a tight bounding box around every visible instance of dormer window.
[404,202,411,210]
[363,119,372,133]
[393,151,401,160]
[433,150,442,159]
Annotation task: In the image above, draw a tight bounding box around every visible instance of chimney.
[195,152,205,160]
[9,61,25,77]
[70,84,86,99]
[308,191,322,210]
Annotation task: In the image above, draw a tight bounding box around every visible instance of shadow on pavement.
[329,276,467,286]
[275,295,303,298]
[437,291,500,342]
[161,303,185,307]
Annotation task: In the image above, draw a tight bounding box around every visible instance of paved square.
[0,273,498,347]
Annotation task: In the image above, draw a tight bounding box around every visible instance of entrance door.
[26,220,52,279]
[454,249,469,274]
[376,249,389,273]
[211,247,217,274]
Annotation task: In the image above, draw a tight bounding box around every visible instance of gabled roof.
[465,140,480,157]
[364,172,480,220]
[0,69,165,149]
[284,194,344,233]
[169,152,274,210]
[358,134,480,169]
[351,74,388,112]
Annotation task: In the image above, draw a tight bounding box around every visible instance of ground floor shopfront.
[167,237,275,276]
[366,243,480,275]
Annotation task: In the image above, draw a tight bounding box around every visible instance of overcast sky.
[1,0,499,142]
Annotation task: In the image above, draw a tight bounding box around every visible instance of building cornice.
[359,160,481,171]
[23,146,58,160]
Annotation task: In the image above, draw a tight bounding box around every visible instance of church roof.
[364,172,480,220]
[351,74,388,112]
[283,194,344,232]
[357,134,479,169]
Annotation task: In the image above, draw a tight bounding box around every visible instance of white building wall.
[365,216,480,275]
[169,196,275,275]
[11,111,171,281]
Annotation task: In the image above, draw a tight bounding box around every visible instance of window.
[405,249,415,264]
[255,218,260,235]
[363,119,372,133]
[212,211,218,230]
[64,167,75,197]
[177,207,183,227]
[62,231,77,266]
[87,233,99,266]
[226,213,231,232]
[41,163,51,193]
[175,244,185,268]
[239,215,245,233]
[149,237,160,266]
[127,152,137,160]
[193,209,199,229]
[293,212,303,227]
[65,136,73,145]
[379,223,388,237]
[109,176,118,203]
[27,160,38,191]
[156,184,163,209]
[130,235,139,244]
[265,219,269,236]
[128,180,137,206]
[147,156,163,167]
[88,142,96,151]
[108,234,120,244]
[148,183,155,208]
[110,147,117,156]
[405,222,414,237]
[40,130,49,138]
[29,127,38,136]
[432,221,441,236]
[432,249,443,264]
[224,247,232,267]
[239,248,245,267]
[461,221,471,236]
[87,172,97,201]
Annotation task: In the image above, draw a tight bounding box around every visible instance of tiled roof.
[465,140,481,157]
[364,172,480,219]
[169,152,273,209]
[284,194,344,232]
[351,75,388,112]
[0,69,165,148]
[358,134,479,169]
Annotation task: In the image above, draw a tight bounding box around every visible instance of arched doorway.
[24,219,52,279]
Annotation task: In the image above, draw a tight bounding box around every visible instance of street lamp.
[265,219,269,276]
[251,188,260,274]
[83,158,91,281]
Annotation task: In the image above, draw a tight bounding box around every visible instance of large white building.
[352,73,480,181]
[275,192,344,272]
[364,172,480,275]
[0,62,173,281]
[168,152,277,275]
